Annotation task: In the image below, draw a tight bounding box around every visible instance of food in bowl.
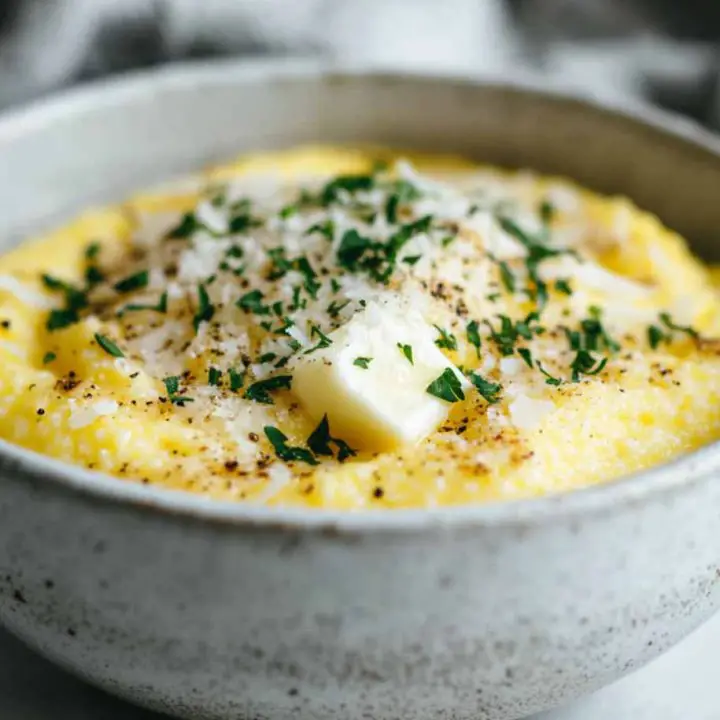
[0,145,719,509]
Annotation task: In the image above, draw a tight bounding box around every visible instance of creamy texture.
[1,146,720,509]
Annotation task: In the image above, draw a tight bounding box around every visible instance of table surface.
[1,613,718,720]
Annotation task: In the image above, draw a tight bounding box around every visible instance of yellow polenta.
[1,146,720,509]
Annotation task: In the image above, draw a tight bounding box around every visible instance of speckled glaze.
[1,61,720,720]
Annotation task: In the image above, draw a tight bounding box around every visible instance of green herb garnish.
[327,299,351,318]
[659,312,699,339]
[193,284,214,333]
[305,325,333,354]
[498,261,515,293]
[337,229,372,269]
[321,175,374,205]
[518,347,534,369]
[555,279,573,295]
[84,242,101,260]
[433,326,457,351]
[647,324,668,350]
[84,265,104,287]
[46,309,80,331]
[353,357,372,369]
[236,289,270,315]
[228,368,245,392]
[426,368,465,403]
[167,212,200,240]
[307,414,356,462]
[244,375,292,404]
[119,292,168,316]
[94,333,124,358]
[397,343,414,365]
[305,220,335,240]
[537,361,562,386]
[264,426,318,466]
[469,372,502,404]
[466,320,482,357]
[42,351,57,364]
[540,200,556,225]
[113,270,149,294]
[163,376,194,405]
[208,367,222,386]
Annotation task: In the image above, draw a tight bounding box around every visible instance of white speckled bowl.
[1,60,720,720]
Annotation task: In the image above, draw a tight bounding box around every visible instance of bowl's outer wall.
[0,64,720,719]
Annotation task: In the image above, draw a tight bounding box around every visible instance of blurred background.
[2,0,720,128]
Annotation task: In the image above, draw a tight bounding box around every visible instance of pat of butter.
[292,302,468,450]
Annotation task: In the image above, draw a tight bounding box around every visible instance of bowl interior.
[2,59,720,528]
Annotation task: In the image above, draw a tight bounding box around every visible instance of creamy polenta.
[1,146,720,509]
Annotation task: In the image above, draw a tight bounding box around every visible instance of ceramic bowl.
[1,60,720,720]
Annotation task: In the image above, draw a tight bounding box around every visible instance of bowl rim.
[2,56,720,533]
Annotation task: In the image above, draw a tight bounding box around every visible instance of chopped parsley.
[647,324,669,350]
[307,414,356,462]
[42,351,57,364]
[469,372,502,404]
[193,284,214,333]
[84,242,101,260]
[321,175,374,205]
[296,256,321,299]
[659,312,698,339]
[336,215,434,284]
[42,274,87,311]
[385,179,422,223]
[537,361,562,386]
[279,204,298,220]
[84,265,105,287]
[569,350,608,382]
[466,320,482,357]
[580,306,620,353]
[327,299,351,318]
[167,212,201,240]
[163,376,194,405]
[305,219,335,240]
[305,325,333,354]
[555,279,573,295]
[118,292,168,316]
[228,368,245,392]
[264,426,318,466]
[266,247,294,280]
[402,255,422,266]
[484,313,543,358]
[244,375,292,404]
[426,368,465,403]
[229,211,261,234]
[647,313,698,349]
[46,308,80,331]
[517,347,534,369]
[434,325,457,351]
[498,261,516,293]
[237,289,270,315]
[353,356,373,369]
[539,200,556,225]
[113,270,149,294]
[94,333,124,358]
[337,229,371,269]
[208,367,222,386]
[397,343,414,365]
[498,216,569,311]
